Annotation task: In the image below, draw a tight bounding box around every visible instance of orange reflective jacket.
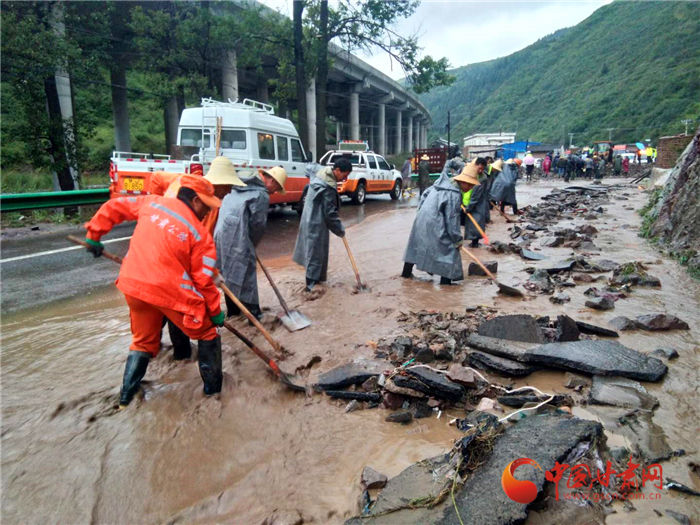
[85,195,222,328]
[149,171,219,235]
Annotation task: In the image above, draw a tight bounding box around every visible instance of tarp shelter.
[501,141,541,160]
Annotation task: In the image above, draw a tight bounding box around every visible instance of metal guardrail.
[0,189,110,213]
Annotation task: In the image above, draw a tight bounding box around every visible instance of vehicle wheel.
[296,188,308,217]
[351,182,366,205]
[390,179,401,200]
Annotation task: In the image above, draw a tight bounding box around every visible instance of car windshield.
[330,154,363,166]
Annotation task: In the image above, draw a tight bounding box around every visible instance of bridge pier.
[378,104,386,155]
[306,81,317,161]
[394,110,402,154]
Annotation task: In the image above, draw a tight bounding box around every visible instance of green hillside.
[418,1,700,147]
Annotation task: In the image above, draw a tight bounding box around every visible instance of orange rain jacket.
[85,195,222,328]
[149,172,220,235]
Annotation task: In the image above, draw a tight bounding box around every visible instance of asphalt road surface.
[1,194,416,313]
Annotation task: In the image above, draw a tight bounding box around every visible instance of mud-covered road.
[2,179,699,524]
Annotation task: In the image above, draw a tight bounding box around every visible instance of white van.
[318,141,402,204]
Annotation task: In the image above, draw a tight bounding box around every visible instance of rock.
[573,273,596,283]
[384,378,427,399]
[446,365,477,388]
[651,347,679,360]
[520,249,548,261]
[468,260,498,276]
[585,297,615,310]
[315,358,387,390]
[556,315,580,342]
[540,236,564,248]
[665,510,691,525]
[595,259,618,271]
[466,334,668,382]
[427,398,441,408]
[549,293,570,304]
[477,314,546,344]
[497,394,571,408]
[361,466,388,490]
[468,351,540,377]
[381,392,405,410]
[526,223,547,231]
[414,347,436,363]
[362,376,379,392]
[589,376,659,410]
[544,259,576,274]
[526,269,554,294]
[564,372,589,389]
[385,411,413,424]
[575,321,619,338]
[609,316,637,331]
[403,367,464,401]
[345,400,362,413]
[638,275,662,287]
[475,398,502,413]
[635,314,690,331]
[326,391,383,403]
[610,446,630,464]
[412,402,433,419]
[577,224,598,235]
[391,336,413,357]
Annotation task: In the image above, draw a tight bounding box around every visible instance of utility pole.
[568,133,575,148]
[682,119,692,135]
[446,110,451,157]
[606,128,615,142]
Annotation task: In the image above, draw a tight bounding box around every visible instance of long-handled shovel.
[223,320,306,392]
[496,206,516,223]
[67,235,124,263]
[256,255,311,332]
[465,211,490,245]
[342,236,370,292]
[461,246,523,297]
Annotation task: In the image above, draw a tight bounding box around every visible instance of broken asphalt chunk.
[468,351,540,377]
[314,358,387,391]
[589,376,659,410]
[575,321,619,338]
[635,313,689,331]
[477,314,546,344]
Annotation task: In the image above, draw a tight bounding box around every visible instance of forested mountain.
[418,1,700,147]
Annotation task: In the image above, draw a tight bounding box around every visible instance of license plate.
[123,177,144,192]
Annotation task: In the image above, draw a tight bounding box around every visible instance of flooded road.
[2,179,699,524]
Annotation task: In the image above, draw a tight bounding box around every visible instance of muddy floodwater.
[2,179,699,524]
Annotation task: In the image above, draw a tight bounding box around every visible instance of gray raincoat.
[214,175,270,304]
[292,167,344,282]
[418,160,431,194]
[403,173,464,281]
[464,171,491,241]
[442,157,465,176]
[490,162,518,205]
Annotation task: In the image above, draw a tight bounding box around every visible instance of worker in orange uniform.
[83,176,225,407]
[150,157,245,359]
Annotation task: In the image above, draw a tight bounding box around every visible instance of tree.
[293,1,309,151]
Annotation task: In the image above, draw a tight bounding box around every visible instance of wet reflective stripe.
[148,202,201,241]
[202,268,214,277]
[117,197,138,203]
[182,271,191,281]
[203,256,216,267]
[180,283,203,298]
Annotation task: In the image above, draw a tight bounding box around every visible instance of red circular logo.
[501,457,543,504]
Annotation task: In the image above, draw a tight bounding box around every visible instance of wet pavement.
[2,179,699,524]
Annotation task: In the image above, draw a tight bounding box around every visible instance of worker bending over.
[464,159,502,247]
[83,176,225,406]
[215,167,287,319]
[293,159,353,291]
[491,158,521,215]
[402,164,480,285]
[150,156,245,359]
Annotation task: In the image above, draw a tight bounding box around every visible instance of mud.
[2,179,700,524]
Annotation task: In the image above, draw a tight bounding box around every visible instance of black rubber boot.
[401,263,414,278]
[225,294,240,318]
[167,319,191,360]
[198,336,222,396]
[305,277,318,292]
[119,351,151,406]
[242,302,263,320]
[440,276,452,285]
[470,239,479,248]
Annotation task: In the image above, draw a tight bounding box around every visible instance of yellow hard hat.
[490,159,504,172]
[454,163,481,186]
[260,166,288,195]
[205,156,246,187]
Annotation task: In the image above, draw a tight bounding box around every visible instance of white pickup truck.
[109,98,310,210]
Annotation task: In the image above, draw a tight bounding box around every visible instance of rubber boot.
[242,302,263,321]
[198,336,222,396]
[470,239,479,248]
[119,351,151,406]
[167,319,191,360]
[305,277,318,292]
[225,294,240,318]
[401,263,414,278]
[439,276,452,285]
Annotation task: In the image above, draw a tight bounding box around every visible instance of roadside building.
[462,132,517,160]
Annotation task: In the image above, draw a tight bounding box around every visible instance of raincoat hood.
[315,166,338,187]
[432,172,461,194]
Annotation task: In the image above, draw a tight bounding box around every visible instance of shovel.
[223,320,306,392]
[67,235,124,263]
[496,206,516,223]
[342,236,370,292]
[256,255,311,332]
[465,211,490,245]
[461,246,523,297]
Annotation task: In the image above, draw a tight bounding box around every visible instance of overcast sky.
[259,0,612,78]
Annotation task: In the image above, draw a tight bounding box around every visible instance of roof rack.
[200,97,275,115]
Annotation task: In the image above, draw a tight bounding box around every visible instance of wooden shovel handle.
[67,235,124,264]
[466,213,489,244]
[256,255,291,315]
[461,246,497,281]
[342,236,365,288]
[219,282,283,355]
[223,320,282,377]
